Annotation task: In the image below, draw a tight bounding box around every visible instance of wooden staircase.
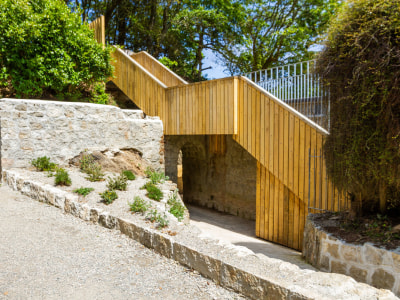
[90,17,349,250]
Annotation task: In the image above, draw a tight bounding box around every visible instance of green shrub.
[80,152,104,182]
[141,182,163,201]
[31,156,57,172]
[85,163,105,182]
[316,0,400,214]
[146,209,169,229]
[129,196,150,214]
[0,0,113,100]
[168,192,185,222]
[122,170,136,180]
[79,152,95,172]
[145,168,169,184]
[73,187,94,197]
[55,168,71,186]
[100,190,118,205]
[107,173,128,191]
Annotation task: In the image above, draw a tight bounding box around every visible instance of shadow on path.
[187,204,315,270]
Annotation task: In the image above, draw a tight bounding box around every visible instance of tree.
[0,0,113,101]
[219,0,341,75]
[316,0,400,215]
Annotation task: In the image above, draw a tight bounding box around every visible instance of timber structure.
[90,17,349,250]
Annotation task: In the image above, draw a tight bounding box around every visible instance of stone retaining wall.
[303,215,400,296]
[0,98,164,171]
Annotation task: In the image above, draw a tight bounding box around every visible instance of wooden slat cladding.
[88,16,105,45]
[131,52,187,87]
[164,78,238,135]
[234,77,350,250]
[102,24,351,250]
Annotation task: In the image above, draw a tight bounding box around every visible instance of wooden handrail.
[131,51,188,87]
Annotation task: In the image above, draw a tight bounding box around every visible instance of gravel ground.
[0,185,246,300]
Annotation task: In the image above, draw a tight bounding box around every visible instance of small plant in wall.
[106,173,128,191]
[100,190,118,205]
[122,170,136,181]
[167,191,185,222]
[140,182,163,201]
[73,187,94,197]
[145,167,169,184]
[31,156,57,172]
[146,209,169,229]
[54,168,72,186]
[129,196,150,214]
[79,151,104,182]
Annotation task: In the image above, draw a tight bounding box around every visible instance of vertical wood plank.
[256,162,261,237]
[278,107,284,244]
[260,95,266,167]
[233,78,238,135]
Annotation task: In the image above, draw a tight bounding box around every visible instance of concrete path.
[0,185,245,300]
[187,204,314,270]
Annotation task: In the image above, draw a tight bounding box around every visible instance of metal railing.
[244,60,329,130]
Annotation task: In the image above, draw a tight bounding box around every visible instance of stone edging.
[3,169,396,300]
[303,215,400,297]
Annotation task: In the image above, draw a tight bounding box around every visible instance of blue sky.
[202,49,229,79]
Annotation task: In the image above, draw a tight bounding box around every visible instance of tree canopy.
[0,0,113,101]
[316,0,400,215]
[67,0,340,81]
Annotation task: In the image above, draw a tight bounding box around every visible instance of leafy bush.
[167,192,185,222]
[0,0,113,100]
[145,168,169,184]
[316,0,400,215]
[129,196,150,214]
[100,190,118,205]
[122,170,136,180]
[55,168,71,186]
[141,182,163,201]
[73,187,94,197]
[146,209,169,229]
[107,173,128,191]
[31,156,57,172]
[79,152,95,172]
[80,152,104,182]
[85,163,105,182]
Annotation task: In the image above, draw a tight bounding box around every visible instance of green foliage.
[141,182,163,201]
[145,168,169,184]
[129,196,150,214]
[69,0,338,80]
[55,168,72,186]
[100,189,118,204]
[90,82,114,105]
[80,152,104,182]
[31,156,57,172]
[122,170,136,180]
[146,209,169,229]
[106,173,128,191]
[167,191,185,222]
[84,163,105,182]
[0,0,113,100]
[73,187,94,197]
[80,152,95,172]
[316,0,400,214]
[221,0,342,74]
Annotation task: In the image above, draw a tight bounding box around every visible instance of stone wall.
[303,215,400,296]
[0,98,164,171]
[165,135,257,220]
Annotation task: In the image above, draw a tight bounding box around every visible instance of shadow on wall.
[165,135,257,220]
[179,142,208,205]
